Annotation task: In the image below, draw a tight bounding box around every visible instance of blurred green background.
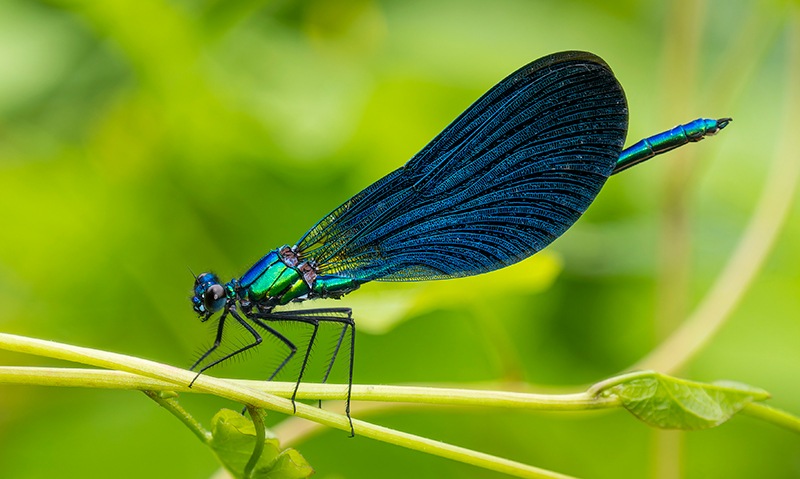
[1,0,798,477]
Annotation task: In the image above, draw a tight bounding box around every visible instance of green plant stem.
[587,371,655,396]
[2,364,798,438]
[143,390,211,444]
[741,403,800,434]
[244,406,265,479]
[0,366,616,410]
[0,333,574,479]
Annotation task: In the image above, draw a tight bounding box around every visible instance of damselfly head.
[191,272,226,318]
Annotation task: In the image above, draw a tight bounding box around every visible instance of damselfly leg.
[188,308,297,388]
[253,308,356,436]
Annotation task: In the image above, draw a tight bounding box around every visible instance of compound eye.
[203,284,225,309]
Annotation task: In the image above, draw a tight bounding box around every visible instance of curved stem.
[144,390,211,444]
[2,364,798,438]
[634,11,800,374]
[0,333,574,479]
[0,366,616,410]
[243,406,265,479]
[741,403,800,434]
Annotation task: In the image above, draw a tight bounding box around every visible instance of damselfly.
[189,51,730,435]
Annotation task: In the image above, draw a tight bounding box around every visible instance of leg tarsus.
[189,310,230,379]
[247,315,298,384]
[192,308,263,378]
[246,307,357,433]
[291,319,319,407]
[346,316,356,437]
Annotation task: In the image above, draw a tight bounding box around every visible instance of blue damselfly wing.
[296,51,628,282]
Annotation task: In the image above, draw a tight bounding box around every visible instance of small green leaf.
[264,449,317,479]
[209,409,314,479]
[603,372,770,430]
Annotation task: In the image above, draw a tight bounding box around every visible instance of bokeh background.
[1,0,798,477]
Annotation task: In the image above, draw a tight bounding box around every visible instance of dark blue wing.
[296,51,628,282]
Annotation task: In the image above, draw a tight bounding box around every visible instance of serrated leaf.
[209,409,314,479]
[606,372,770,430]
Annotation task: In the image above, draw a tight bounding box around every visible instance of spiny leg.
[254,313,319,412]
[318,322,349,408]
[260,308,356,436]
[236,312,298,416]
[317,310,353,411]
[189,308,297,390]
[291,319,318,408]
[242,312,298,382]
[273,308,353,385]
[320,311,352,385]
[345,314,355,436]
[265,308,354,388]
[330,311,356,437]
[294,320,319,406]
[188,308,261,387]
[189,309,229,378]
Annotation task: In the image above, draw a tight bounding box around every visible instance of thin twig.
[0,333,576,479]
[0,366,616,410]
[144,390,211,443]
[243,406,265,479]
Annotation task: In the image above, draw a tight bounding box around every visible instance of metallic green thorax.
[236,246,360,307]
